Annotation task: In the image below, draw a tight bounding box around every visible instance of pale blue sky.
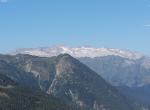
[0,0,150,55]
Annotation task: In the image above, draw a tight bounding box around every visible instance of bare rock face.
[56,55,74,76]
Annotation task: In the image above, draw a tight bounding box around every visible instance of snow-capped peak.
[13,46,144,59]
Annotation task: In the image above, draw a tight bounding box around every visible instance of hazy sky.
[0,0,150,55]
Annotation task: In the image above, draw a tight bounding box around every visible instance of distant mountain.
[0,54,137,110]
[13,45,143,59]
[79,56,150,87]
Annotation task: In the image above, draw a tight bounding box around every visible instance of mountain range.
[12,46,150,108]
[0,46,150,110]
[13,46,150,87]
[0,53,139,110]
[13,45,143,59]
